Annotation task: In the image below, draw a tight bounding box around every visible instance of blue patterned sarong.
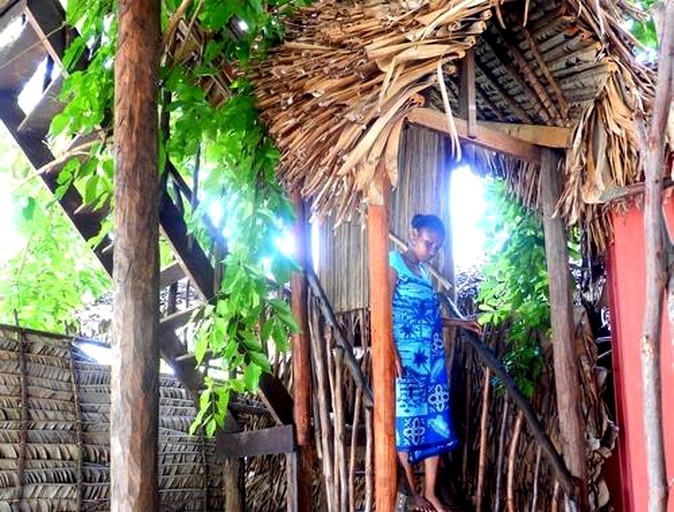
[390,251,458,464]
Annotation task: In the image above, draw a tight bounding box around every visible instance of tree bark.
[111,0,161,510]
[540,149,588,510]
[366,173,397,512]
[635,3,674,510]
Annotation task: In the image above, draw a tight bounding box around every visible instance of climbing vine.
[0,132,110,331]
[49,0,310,435]
[477,182,551,398]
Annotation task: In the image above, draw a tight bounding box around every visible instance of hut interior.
[0,0,668,510]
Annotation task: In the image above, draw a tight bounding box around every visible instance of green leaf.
[244,363,262,392]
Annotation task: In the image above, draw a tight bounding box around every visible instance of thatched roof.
[243,0,658,248]
[0,325,224,511]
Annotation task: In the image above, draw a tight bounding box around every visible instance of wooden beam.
[407,108,542,165]
[110,0,161,510]
[289,190,313,511]
[159,261,185,288]
[159,192,215,302]
[540,149,588,510]
[366,171,396,512]
[458,48,477,138]
[478,121,571,149]
[216,425,295,459]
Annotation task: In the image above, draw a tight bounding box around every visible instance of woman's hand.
[443,317,482,335]
[460,319,482,335]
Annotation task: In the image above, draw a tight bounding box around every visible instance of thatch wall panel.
[318,125,454,312]
[0,325,224,511]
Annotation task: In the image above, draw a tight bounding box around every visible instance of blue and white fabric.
[390,250,458,464]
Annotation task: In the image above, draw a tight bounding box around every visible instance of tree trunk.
[540,149,588,510]
[111,0,161,510]
[635,3,674,510]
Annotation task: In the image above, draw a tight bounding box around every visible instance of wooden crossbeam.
[215,425,295,459]
[159,261,185,288]
[407,107,542,165]
[477,121,571,149]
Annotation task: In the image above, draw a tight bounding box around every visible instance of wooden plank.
[540,149,588,510]
[17,73,64,137]
[259,372,295,425]
[478,120,571,149]
[159,261,185,288]
[407,107,542,165]
[159,305,201,332]
[159,192,216,302]
[110,0,161,510]
[25,0,68,63]
[366,171,396,512]
[215,425,295,459]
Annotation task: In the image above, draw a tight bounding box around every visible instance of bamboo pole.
[326,329,340,511]
[494,399,510,511]
[366,172,396,512]
[506,410,524,512]
[475,368,492,512]
[530,445,542,512]
[540,148,588,510]
[111,0,160,510]
[310,307,335,512]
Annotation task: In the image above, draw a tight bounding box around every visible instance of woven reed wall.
[318,125,455,313]
[0,325,223,511]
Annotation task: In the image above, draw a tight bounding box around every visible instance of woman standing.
[389,214,480,512]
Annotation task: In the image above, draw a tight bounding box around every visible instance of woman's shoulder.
[388,250,404,272]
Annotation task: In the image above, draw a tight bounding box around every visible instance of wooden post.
[366,171,397,512]
[288,189,313,511]
[540,149,588,510]
[458,48,477,139]
[111,0,161,510]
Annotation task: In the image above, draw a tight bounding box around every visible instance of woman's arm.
[388,266,404,377]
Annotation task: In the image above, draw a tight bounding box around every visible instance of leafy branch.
[48,0,309,434]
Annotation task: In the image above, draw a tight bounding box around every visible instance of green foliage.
[628,0,658,51]
[476,182,548,398]
[48,0,309,435]
[0,135,110,332]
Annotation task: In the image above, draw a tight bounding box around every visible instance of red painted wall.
[607,201,674,511]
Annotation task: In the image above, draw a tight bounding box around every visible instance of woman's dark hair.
[411,214,446,240]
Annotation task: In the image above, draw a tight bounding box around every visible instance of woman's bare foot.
[423,492,451,512]
[408,494,435,511]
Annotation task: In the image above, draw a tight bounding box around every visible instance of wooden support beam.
[289,190,313,511]
[478,121,571,149]
[216,425,296,458]
[110,0,161,510]
[159,192,215,302]
[407,108,542,165]
[366,171,396,512]
[159,261,185,288]
[458,48,477,139]
[540,149,588,510]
